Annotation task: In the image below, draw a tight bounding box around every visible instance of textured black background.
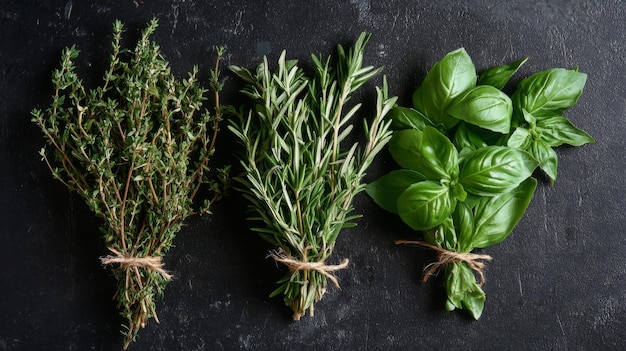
[1,1,624,350]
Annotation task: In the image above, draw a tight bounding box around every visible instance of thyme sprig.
[31,19,227,348]
[229,33,396,320]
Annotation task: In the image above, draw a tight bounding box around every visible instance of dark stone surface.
[1,0,624,350]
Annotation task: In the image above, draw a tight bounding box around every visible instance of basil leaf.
[463,193,481,209]
[390,105,434,131]
[459,146,538,195]
[452,182,467,202]
[536,116,595,147]
[453,121,489,151]
[388,127,459,180]
[397,180,455,231]
[471,177,537,248]
[506,127,532,150]
[453,202,475,252]
[412,48,477,129]
[429,216,457,250]
[444,262,464,310]
[512,68,587,118]
[365,169,426,214]
[388,129,423,171]
[477,57,528,90]
[461,280,486,320]
[419,126,459,180]
[444,262,485,320]
[521,108,536,125]
[529,139,558,183]
[447,85,513,134]
[453,121,507,152]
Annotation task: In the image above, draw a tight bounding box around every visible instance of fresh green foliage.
[229,33,396,320]
[507,68,592,182]
[447,85,513,134]
[367,48,594,319]
[366,169,425,214]
[458,146,537,195]
[31,19,227,348]
[477,57,527,90]
[411,48,476,130]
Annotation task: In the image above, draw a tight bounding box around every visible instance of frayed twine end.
[395,240,492,286]
[100,247,173,280]
[269,247,349,288]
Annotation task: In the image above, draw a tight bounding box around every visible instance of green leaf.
[412,48,477,129]
[397,180,455,231]
[529,139,559,183]
[389,105,434,131]
[521,108,536,125]
[447,85,513,134]
[462,281,486,320]
[388,127,459,180]
[430,216,457,250]
[418,126,459,180]
[366,169,426,214]
[506,127,532,150]
[388,129,424,171]
[512,68,587,118]
[459,146,538,196]
[453,122,489,151]
[477,57,528,90]
[452,182,467,202]
[453,122,508,153]
[452,202,474,252]
[444,262,485,319]
[536,116,595,147]
[472,177,537,248]
[462,193,482,209]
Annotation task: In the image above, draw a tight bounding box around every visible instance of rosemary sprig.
[228,33,396,320]
[31,19,227,348]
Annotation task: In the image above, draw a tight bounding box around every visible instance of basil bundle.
[367,48,594,319]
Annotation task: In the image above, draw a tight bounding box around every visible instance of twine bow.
[269,247,349,288]
[100,248,173,280]
[395,240,492,286]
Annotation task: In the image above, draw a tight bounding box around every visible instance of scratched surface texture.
[1,0,625,350]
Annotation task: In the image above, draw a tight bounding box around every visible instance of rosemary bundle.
[228,33,396,320]
[31,19,227,348]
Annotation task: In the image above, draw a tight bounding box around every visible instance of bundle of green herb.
[31,19,227,348]
[228,33,396,320]
[366,48,594,319]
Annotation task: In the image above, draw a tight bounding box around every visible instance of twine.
[100,248,173,280]
[395,240,492,286]
[269,247,349,288]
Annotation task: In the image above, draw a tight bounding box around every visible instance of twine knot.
[269,247,349,288]
[395,240,492,286]
[100,247,173,280]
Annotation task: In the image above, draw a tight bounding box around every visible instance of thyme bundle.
[228,33,396,320]
[31,19,227,348]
